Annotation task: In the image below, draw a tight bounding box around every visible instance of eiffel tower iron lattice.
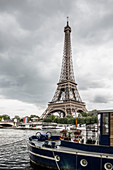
[41,19,87,119]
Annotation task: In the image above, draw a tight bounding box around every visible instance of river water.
[0,128,87,169]
[0,129,56,170]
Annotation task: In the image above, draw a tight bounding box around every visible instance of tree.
[55,117,68,124]
[81,112,88,117]
[68,118,75,125]
[29,115,39,121]
[86,116,91,124]
[49,115,55,121]
[54,118,59,123]
[63,117,68,124]
[43,118,52,122]
[14,115,20,121]
[20,118,24,122]
[2,114,10,120]
[66,115,73,119]
[80,117,85,124]
[41,112,98,125]
[91,116,98,124]
[77,117,80,124]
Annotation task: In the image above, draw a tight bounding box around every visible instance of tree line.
[43,112,98,125]
[0,112,98,125]
[0,114,39,122]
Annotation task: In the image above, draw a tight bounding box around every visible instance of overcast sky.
[0,0,113,118]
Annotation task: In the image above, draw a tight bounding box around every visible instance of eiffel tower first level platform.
[41,19,87,119]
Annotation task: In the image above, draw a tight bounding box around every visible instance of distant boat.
[42,126,57,130]
[17,124,42,130]
[42,125,65,130]
[30,125,42,130]
[28,110,113,170]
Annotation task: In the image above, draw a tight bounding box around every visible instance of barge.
[28,110,113,170]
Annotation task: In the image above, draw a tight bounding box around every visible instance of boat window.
[97,114,101,142]
[80,159,88,167]
[102,113,109,135]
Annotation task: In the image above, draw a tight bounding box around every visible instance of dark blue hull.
[61,140,113,154]
[28,141,113,170]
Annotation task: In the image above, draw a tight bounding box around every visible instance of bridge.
[0,121,14,127]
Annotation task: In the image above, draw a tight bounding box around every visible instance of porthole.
[80,159,88,167]
[55,155,60,162]
[104,162,113,170]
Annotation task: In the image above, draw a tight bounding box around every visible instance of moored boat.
[28,110,113,170]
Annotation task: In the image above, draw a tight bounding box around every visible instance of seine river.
[0,128,56,170]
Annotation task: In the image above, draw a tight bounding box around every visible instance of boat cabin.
[98,110,113,146]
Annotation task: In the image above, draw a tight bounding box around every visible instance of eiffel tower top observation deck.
[41,18,87,119]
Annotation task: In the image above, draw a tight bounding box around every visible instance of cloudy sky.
[0,0,113,118]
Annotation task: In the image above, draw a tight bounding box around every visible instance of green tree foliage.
[42,113,98,125]
[0,111,98,125]
[78,117,86,124]
[66,115,73,119]
[56,117,68,124]
[91,116,98,124]
[54,118,59,123]
[0,111,96,125]
[20,118,24,122]
[28,115,39,121]
[68,118,75,125]
[1,114,10,120]
[49,115,55,121]
[43,118,52,122]
[14,115,20,121]
[81,112,88,117]
[62,117,68,124]
[86,116,91,124]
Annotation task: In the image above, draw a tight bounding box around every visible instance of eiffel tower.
[41,18,87,119]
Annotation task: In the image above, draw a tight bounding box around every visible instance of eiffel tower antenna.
[67,16,69,24]
[41,19,87,119]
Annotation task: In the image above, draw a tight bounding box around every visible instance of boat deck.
[30,139,113,158]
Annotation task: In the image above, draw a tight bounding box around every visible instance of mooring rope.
[52,149,60,170]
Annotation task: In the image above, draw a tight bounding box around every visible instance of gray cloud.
[93,95,112,104]
[0,0,113,116]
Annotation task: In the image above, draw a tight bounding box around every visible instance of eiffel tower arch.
[41,19,87,119]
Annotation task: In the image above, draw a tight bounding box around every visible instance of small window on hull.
[104,162,112,170]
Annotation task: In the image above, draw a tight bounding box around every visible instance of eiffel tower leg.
[65,106,67,117]
[59,112,61,118]
[75,108,77,117]
[71,106,73,116]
